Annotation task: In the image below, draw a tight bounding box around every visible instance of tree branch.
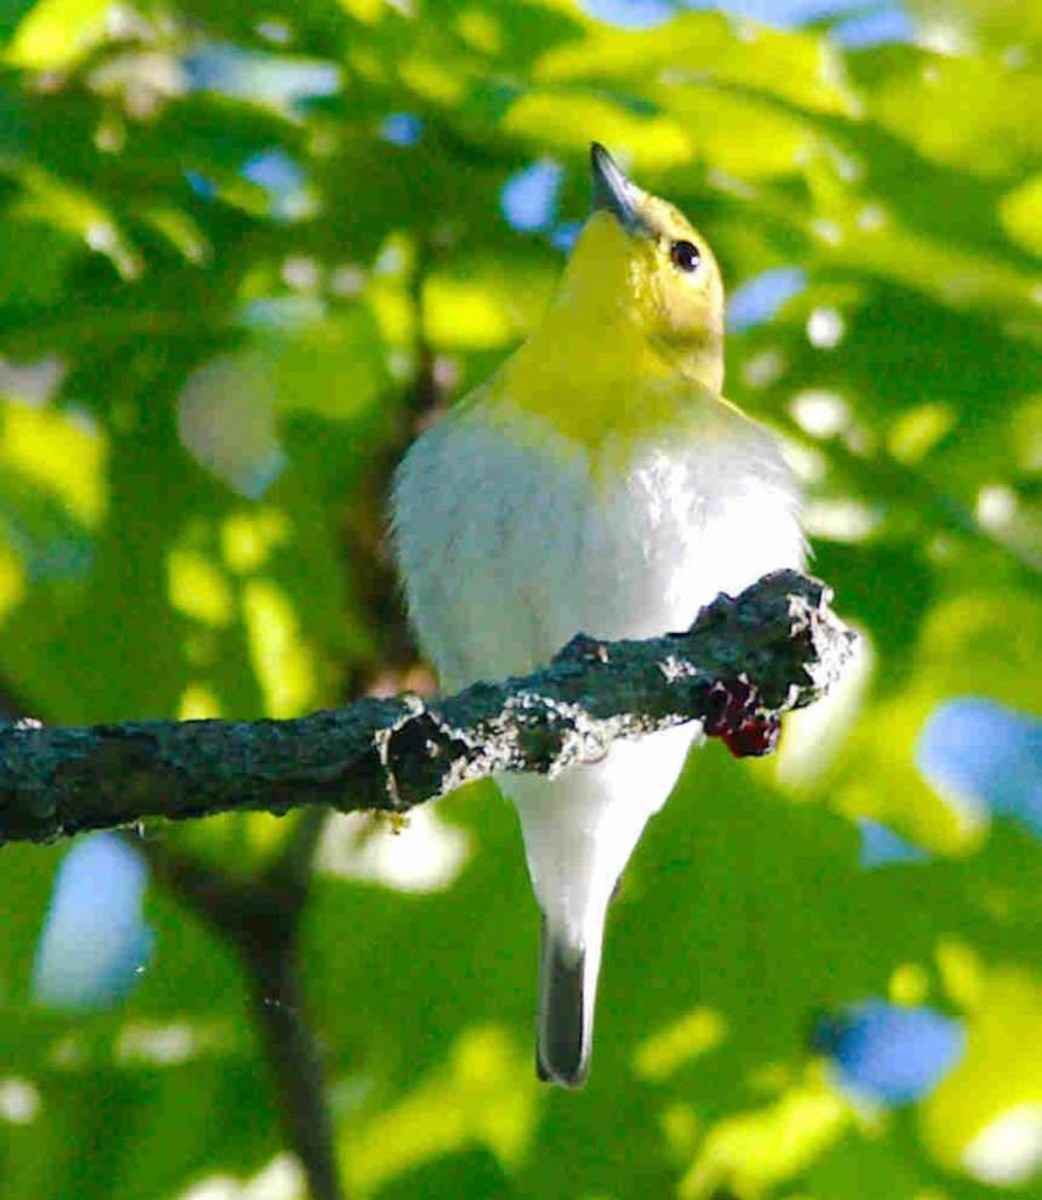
[0,570,856,845]
[144,819,345,1200]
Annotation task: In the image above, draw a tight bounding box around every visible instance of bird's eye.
[669,239,701,273]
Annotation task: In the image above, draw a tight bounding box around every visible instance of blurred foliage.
[0,0,1041,1197]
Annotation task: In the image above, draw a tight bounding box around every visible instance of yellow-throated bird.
[393,144,804,1087]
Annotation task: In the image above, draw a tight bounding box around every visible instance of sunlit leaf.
[5,0,111,69]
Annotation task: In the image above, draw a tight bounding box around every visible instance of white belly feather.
[393,398,803,690]
[392,395,803,947]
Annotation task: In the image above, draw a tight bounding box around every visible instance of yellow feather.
[476,198,728,457]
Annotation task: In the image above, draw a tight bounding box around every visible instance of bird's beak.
[590,142,642,234]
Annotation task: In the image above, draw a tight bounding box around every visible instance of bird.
[391,143,804,1087]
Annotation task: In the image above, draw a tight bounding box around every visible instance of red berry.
[721,715,781,758]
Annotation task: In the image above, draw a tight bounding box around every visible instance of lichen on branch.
[0,570,856,845]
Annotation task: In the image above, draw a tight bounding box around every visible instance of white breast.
[392,398,804,694]
[393,394,805,953]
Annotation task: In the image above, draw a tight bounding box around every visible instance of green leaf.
[5,0,111,69]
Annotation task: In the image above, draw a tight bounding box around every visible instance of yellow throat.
[496,145,727,451]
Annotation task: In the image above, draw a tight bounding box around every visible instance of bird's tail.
[536,916,603,1087]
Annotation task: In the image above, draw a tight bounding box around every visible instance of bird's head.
[554,143,725,392]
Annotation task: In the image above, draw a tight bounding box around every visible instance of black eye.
[670,239,701,273]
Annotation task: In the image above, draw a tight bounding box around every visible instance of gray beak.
[590,142,641,233]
